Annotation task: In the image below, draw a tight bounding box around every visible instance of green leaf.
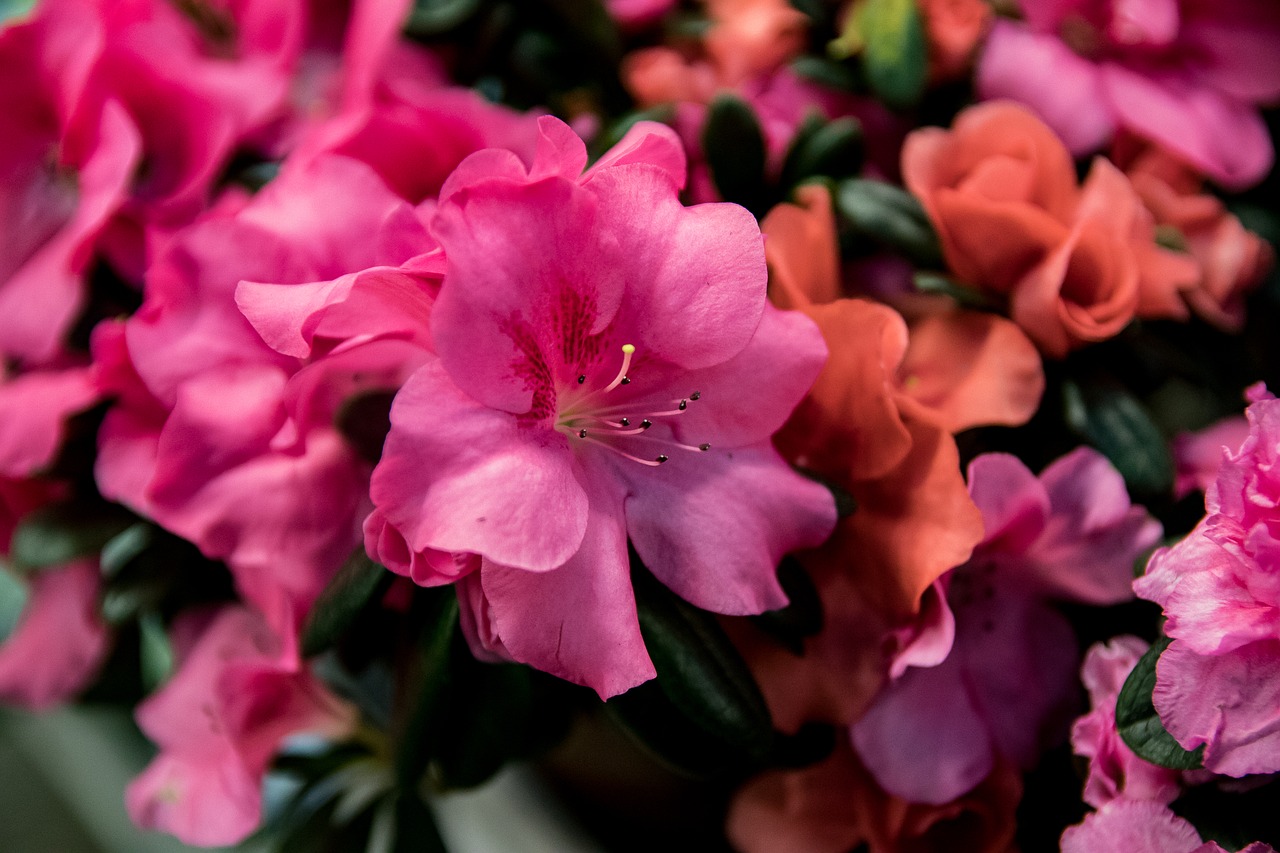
[912,272,1007,312]
[1063,375,1174,500]
[434,659,534,789]
[394,591,460,789]
[779,116,864,190]
[9,499,136,573]
[302,549,394,658]
[335,390,397,465]
[840,0,928,109]
[702,95,769,216]
[381,790,447,853]
[99,523,155,579]
[137,612,175,691]
[1116,636,1205,770]
[405,0,481,35]
[0,565,29,644]
[0,0,37,28]
[834,178,944,267]
[608,554,774,775]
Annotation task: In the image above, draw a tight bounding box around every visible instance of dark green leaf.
[435,659,534,788]
[9,499,136,572]
[387,790,447,853]
[834,178,943,267]
[394,592,460,788]
[99,523,155,579]
[1116,636,1205,770]
[912,272,1007,312]
[609,555,774,774]
[748,557,823,656]
[779,116,864,190]
[0,565,29,644]
[137,611,175,690]
[1172,775,1280,850]
[1063,375,1174,500]
[405,0,481,35]
[790,55,860,92]
[303,549,394,658]
[702,95,769,216]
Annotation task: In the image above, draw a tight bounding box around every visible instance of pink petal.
[976,22,1115,155]
[429,176,625,413]
[0,560,108,710]
[1181,0,1280,102]
[371,361,589,572]
[1154,639,1280,776]
[585,119,686,189]
[1060,800,1203,853]
[851,651,996,805]
[621,441,834,615]
[0,367,99,477]
[480,479,653,699]
[1100,65,1274,190]
[966,453,1049,556]
[126,751,260,848]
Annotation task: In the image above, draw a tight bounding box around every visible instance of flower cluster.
[0,1,1278,851]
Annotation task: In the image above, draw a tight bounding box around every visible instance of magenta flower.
[126,606,353,847]
[366,117,836,697]
[1135,384,1280,776]
[851,449,1160,804]
[977,0,1280,188]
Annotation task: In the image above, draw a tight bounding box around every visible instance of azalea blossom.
[363,117,836,698]
[977,0,1280,188]
[1061,798,1277,853]
[851,449,1160,804]
[1135,383,1280,776]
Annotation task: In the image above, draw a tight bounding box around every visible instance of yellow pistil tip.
[622,344,635,354]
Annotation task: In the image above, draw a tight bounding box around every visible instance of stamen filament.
[577,432,664,466]
[603,344,636,393]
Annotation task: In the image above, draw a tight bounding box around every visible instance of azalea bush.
[1,0,1279,850]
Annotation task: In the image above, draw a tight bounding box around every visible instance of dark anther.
[620,418,630,427]
[577,375,586,384]
[578,429,587,438]
[678,399,687,411]
[656,455,669,463]
[699,443,710,451]
[690,391,701,401]
[620,377,631,385]
[640,419,652,429]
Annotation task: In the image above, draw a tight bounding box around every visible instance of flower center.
[555,344,711,467]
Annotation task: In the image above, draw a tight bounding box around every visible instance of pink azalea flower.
[365,117,836,698]
[0,0,140,364]
[0,559,109,711]
[0,366,98,478]
[1172,414,1251,498]
[977,1,1280,188]
[126,606,353,847]
[1135,384,1280,776]
[851,449,1160,804]
[1062,798,1277,853]
[94,154,432,634]
[1071,636,1185,807]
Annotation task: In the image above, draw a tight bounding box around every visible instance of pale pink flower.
[1071,636,1184,807]
[126,606,353,847]
[366,117,836,698]
[852,449,1160,804]
[1172,415,1251,498]
[1135,384,1280,776]
[977,0,1280,188]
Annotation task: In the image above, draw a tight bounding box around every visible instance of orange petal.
[763,184,842,310]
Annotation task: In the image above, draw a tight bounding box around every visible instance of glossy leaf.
[394,591,460,789]
[1063,375,1174,500]
[703,94,769,216]
[834,178,944,267]
[748,557,823,656]
[302,549,394,658]
[137,611,175,691]
[1116,636,1205,770]
[405,0,481,35]
[0,564,28,644]
[9,499,136,573]
[839,0,927,109]
[779,116,863,190]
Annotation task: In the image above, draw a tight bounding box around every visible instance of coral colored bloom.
[903,101,1198,356]
[0,560,109,710]
[1117,139,1274,330]
[368,117,836,698]
[126,606,353,847]
[726,740,1020,853]
[1135,384,1280,776]
[918,0,992,81]
[977,1,1280,188]
[1071,636,1184,807]
[851,450,1160,804]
